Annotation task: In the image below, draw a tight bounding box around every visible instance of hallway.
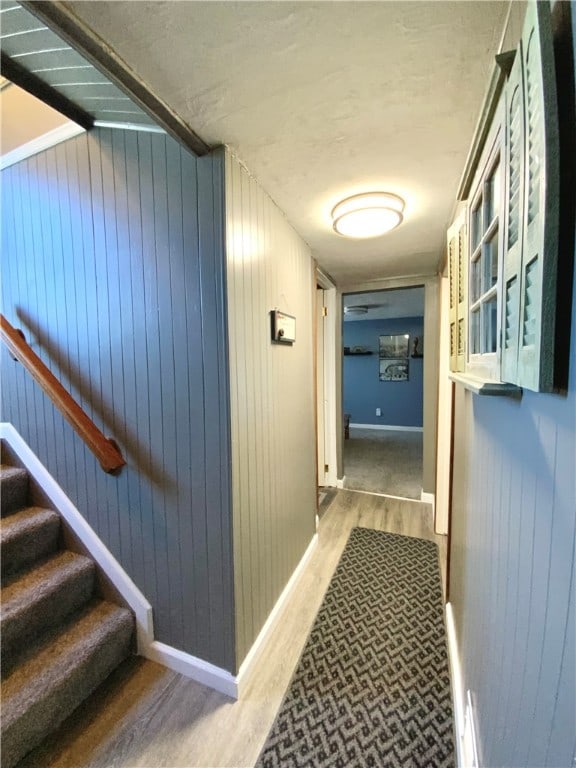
[19,491,447,768]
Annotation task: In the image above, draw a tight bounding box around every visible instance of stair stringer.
[0,423,153,655]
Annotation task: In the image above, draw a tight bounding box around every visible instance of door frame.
[316,268,338,487]
[336,275,440,501]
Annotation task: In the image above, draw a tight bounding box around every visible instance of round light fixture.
[344,305,369,316]
[331,192,405,239]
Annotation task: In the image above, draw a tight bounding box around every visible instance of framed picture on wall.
[379,358,409,381]
[379,334,410,359]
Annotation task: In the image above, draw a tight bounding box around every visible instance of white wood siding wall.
[224,151,317,669]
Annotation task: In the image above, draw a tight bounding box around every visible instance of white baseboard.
[420,490,436,517]
[0,423,153,653]
[236,533,318,697]
[1,122,86,170]
[446,602,480,768]
[143,641,238,698]
[336,475,346,489]
[349,423,423,432]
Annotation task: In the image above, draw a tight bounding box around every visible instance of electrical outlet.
[376,408,381,417]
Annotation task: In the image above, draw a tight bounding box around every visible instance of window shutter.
[507,0,559,391]
[501,48,525,384]
[447,209,467,372]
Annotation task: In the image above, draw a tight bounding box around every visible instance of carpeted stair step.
[1,507,61,579]
[1,466,29,517]
[1,551,96,666]
[1,600,134,768]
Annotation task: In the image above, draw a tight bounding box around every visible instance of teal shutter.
[501,49,525,384]
[516,0,559,391]
[502,0,559,391]
[447,209,467,373]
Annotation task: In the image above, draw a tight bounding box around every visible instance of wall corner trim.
[336,476,347,489]
[236,532,318,698]
[420,490,436,517]
[0,423,153,653]
[0,121,86,170]
[446,602,466,768]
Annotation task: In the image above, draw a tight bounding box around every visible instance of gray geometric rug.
[256,528,454,767]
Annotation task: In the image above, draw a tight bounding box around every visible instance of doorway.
[315,271,338,509]
[342,287,425,499]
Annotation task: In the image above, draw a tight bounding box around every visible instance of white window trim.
[465,94,506,383]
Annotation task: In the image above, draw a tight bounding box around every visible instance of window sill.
[449,372,522,398]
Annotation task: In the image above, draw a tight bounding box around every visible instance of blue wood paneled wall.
[343,316,424,427]
[449,6,576,764]
[1,130,235,670]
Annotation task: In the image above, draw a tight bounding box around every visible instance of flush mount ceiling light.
[331,192,405,239]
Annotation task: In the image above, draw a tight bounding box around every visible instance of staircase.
[0,460,135,768]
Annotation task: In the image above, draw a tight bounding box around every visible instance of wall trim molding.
[316,269,338,487]
[446,603,466,768]
[349,423,423,432]
[236,533,318,697]
[0,122,86,170]
[346,487,432,505]
[143,641,238,699]
[420,490,436,516]
[336,475,347,489]
[0,423,153,654]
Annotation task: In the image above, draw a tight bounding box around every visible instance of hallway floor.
[19,491,447,768]
[344,428,423,499]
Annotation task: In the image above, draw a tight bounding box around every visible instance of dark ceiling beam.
[1,51,94,131]
[20,0,211,157]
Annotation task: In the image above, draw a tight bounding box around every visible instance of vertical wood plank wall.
[450,7,575,765]
[450,382,575,767]
[0,129,235,671]
[224,151,317,670]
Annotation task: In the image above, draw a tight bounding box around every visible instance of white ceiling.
[343,287,425,321]
[66,0,510,285]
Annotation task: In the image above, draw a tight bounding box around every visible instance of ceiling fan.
[343,301,388,316]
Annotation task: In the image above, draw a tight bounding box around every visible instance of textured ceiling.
[65,0,510,285]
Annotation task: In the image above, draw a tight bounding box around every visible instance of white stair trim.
[143,641,238,698]
[1,122,86,170]
[0,423,153,654]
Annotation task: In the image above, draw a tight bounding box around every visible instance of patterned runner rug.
[256,528,454,767]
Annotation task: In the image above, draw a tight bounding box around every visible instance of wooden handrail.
[1,314,125,474]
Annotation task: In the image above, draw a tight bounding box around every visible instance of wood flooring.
[20,490,447,768]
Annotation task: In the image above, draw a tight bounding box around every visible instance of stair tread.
[0,465,29,517]
[0,465,28,482]
[0,506,60,545]
[2,600,133,723]
[1,551,94,620]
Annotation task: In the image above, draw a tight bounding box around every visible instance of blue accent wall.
[1,130,235,670]
[343,317,424,427]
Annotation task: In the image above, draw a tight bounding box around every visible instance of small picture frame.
[271,310,296,344]
[379,359,409,382]
[379,333,410,359]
